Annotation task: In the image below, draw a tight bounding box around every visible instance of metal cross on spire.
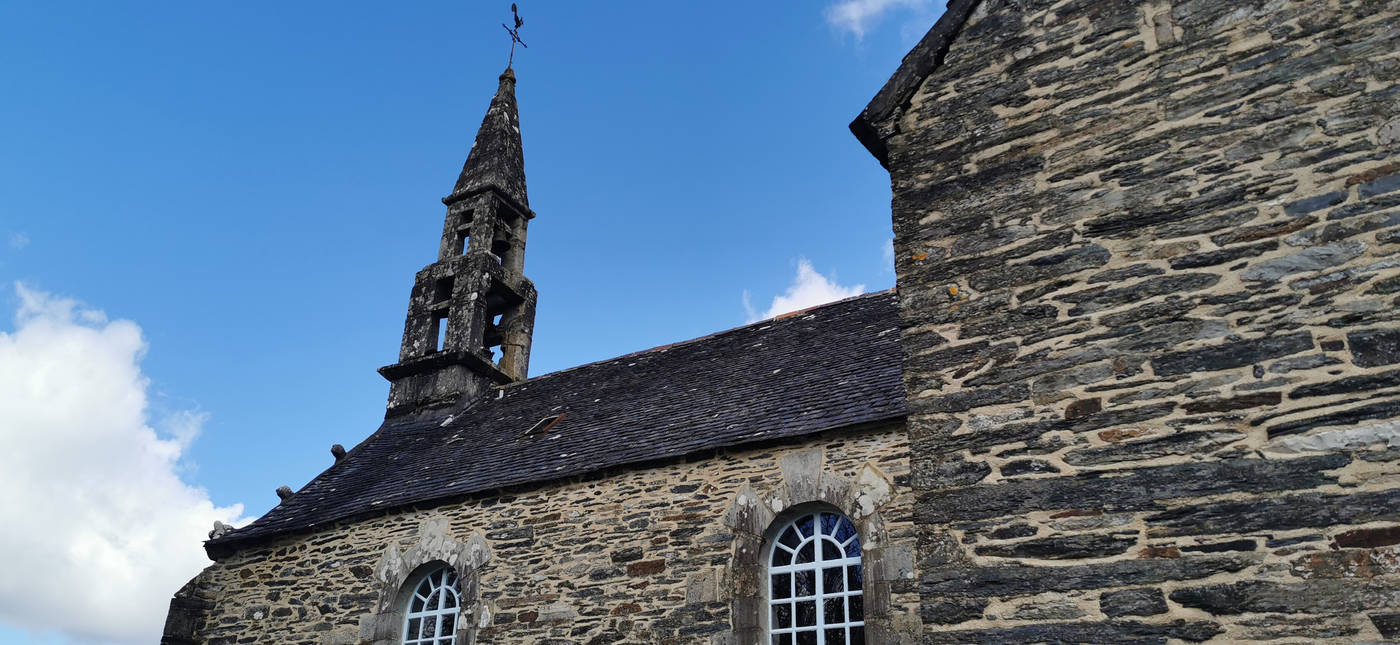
[503,3,527,69]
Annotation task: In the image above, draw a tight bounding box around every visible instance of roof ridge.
[498,288,896,392]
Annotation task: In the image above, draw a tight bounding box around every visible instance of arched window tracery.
[768,510,864,645]
[401,565,461,645]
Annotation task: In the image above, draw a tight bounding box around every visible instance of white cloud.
[825,0,934,39]
[8,233,28,251]
[744,258,866,322]
[0,284,244,645]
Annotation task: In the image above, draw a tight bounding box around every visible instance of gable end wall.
[884,0,1400,641]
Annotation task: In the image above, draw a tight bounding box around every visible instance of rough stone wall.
[169,426,919,645]
[882,0,1400,641]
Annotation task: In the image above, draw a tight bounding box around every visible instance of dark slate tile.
[211,291,907,549]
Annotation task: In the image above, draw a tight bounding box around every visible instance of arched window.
[768,510,864,645]
[402,565,461,645]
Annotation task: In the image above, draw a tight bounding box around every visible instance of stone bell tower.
[379,68,538,417]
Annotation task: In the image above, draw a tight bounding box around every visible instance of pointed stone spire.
[449,68,528,210]
[379,68,539,418]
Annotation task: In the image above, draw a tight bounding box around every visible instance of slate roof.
[209,290,906,553]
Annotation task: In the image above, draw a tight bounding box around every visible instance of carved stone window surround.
[359,518,492,645]
[723,448,900,645]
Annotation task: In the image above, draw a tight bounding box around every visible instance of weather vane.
[503,3,527,69]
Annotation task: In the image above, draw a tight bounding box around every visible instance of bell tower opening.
[432,313,449,353]
[379,68,539,418]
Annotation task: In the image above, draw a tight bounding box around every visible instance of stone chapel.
[165,0,1400,643]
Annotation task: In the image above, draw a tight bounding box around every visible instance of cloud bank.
[744,258,865,322]
[0,284,244,644]
[825,0,934,39]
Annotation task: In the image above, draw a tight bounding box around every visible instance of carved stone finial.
[276,485,294,500]
[208,520,233,540]
[331,444,347,460]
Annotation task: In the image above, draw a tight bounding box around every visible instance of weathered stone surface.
[1284,191,1348,216]
[1289,369,1400,399]
[919,455,1347,524]
[1169,240,1278,270]
[987,523,1038,540]
[168,427,921,644]
[1211,215,1317,246]
[1004,598,1084,622]
[1360,173,1400,199]
[1268,353,1341,373]
[1099,299,1196,328]
[1064,397,1102,419]
[1334,526,1400,549]
[912,457,991,489]
[1151,332,1314,377]
[1147,488,1400,537]
[625,559,665,577]
[968,245,1112,291]
[1100,588,1168,618]
[960,304,1058,339]
[1049,512,1134,533]
[1369,274,1400,295]
[874,0,1400,640]
[1267,534,1324,548]
[921,557,1251,597]
[609,547,643,563]
[913,383,1030,413]
[1182,392,1282,413]
[922,620,1222,644]
[1236,614,1363,640]
[1240,242,1368,282]
[1265,400,1400,437]
[940,401,1177,453]
[1170,579,1400,615]
[974,533,1136,560]
[1181,539,1257,553]
[999,459,1059,477]
[965,347,1112,387]
[1060,273,1221,316]
[1089,263,1166,284]
[1349,327,1400,367]
[920,597,987,625]
[1290,547,1400,580]
[1062,431,1244,466]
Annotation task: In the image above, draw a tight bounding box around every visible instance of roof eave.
[201,412,908,560]
[849,0,984,169]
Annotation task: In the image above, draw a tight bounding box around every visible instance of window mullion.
[404,566,462,645]
[815,558,825,643]
[767,512,862,645]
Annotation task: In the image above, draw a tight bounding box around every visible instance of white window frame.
[402,565,461,645]
[767,510,865,645]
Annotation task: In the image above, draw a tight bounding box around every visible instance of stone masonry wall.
[882,0,1400,641]
[171,425,919,645]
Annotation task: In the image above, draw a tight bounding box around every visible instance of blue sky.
[0,1,944,642]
